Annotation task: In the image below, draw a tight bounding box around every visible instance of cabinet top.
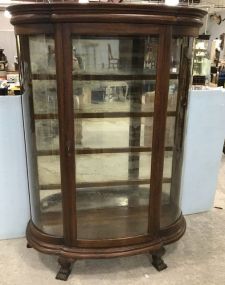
[8,3,206,27]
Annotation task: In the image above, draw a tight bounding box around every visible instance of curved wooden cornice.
[8,3,207,26]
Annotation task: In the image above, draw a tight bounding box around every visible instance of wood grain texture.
[55,24,77,246]
[37,146,174,156]
[148,26,172,236]
[26,215,185,257]
[8,3,206,27]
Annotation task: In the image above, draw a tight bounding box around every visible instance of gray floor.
[0,155,225,285]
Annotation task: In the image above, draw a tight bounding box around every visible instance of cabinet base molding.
[26,215,185,280]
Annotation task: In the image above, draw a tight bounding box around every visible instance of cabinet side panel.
[18,34,63,237]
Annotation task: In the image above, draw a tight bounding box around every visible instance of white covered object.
[0,96,30,239]
[181,88,225,215]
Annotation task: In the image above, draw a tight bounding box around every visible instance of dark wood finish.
[56,257,75,281]
[72,74,179,81]
[14,24,53,35]
[37,146,174,156]
[8,2,206,280]
[39,177,172,190]
[55,24,77,246]
[128,39,145,180]
[40,203,179,243]
[148,26,172,236]
[8,4,205,28]
[151,247,167,271]
[169,38,192,213]
[26,243,32,248]
[70,23,160,36]
[26,214,185,256]
[32,73,178,80]
[34,111,177,120]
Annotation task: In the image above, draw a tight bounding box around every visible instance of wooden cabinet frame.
[9,3,206,281]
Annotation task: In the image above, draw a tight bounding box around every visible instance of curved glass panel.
[18,34,63,236]
[161,37,190,228]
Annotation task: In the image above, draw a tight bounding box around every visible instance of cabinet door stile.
[55,24,77,245]
[148,26,172,236]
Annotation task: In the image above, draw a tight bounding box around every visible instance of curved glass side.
[160,37,192,228]
[18,34,63,236]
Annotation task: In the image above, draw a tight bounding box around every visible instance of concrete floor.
[0,155,225,285]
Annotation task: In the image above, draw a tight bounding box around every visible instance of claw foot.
[151,247,167,272]
[55,257,74,281]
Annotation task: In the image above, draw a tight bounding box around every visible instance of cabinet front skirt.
[26,215,186,259]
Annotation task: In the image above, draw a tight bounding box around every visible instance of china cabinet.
[8,3,206,281]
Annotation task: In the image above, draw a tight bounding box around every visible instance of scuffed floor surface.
[0,155,225,285]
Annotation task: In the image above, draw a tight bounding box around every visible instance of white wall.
[0,11,17,71]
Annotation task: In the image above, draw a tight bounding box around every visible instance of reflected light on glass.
[165,0,179,6]
[4,10,11,19]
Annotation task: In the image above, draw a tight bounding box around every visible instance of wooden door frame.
[55,23,77,246]
[148,26,172,236]
[61,23,172,247]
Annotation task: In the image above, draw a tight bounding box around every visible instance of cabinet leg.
[151,247,167,272]
[56,257,74,281]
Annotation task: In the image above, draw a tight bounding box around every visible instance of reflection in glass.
[76,185,150,239]
[29,35,55,74]
[72,35,159,239]
[170,38,182,74]
[73,80,156,113]
[168,80,178,112]
[72,36,158,75]
[163,151,173,179]
[35,120,59,151]
[38,155,61,186]
[75,117,153,149]
[32,80,57,114]
[144,116,175,148]
[161,37,186,228]
[165,117,176,147]
[40,190,63,236]
[21,34,64,236]
[161,183,179,228]
[76,153,151,183]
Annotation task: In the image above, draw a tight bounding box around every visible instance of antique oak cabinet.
[8,3,205,281]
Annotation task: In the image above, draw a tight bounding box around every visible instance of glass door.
[72,36,159,239]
